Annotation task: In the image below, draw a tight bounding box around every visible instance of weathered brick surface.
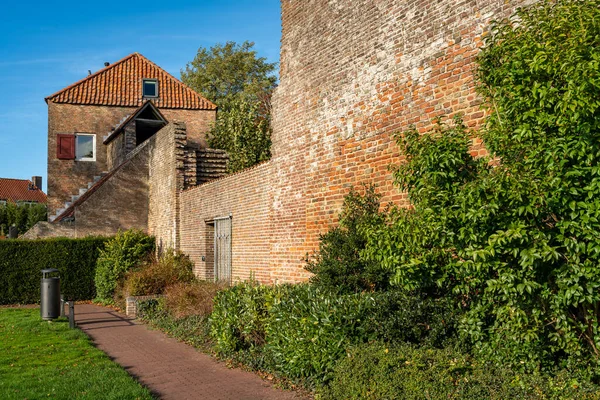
[47,103,133,216]
[148,123,187,251]
[177,0,536,284]
[161,109,216,148]
[47,102,215,218]
[180,162,272,282]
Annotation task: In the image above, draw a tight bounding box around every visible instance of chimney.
[104,62,110,67]
[32,176,42,190]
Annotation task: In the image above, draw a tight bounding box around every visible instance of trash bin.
[41,269,61,320]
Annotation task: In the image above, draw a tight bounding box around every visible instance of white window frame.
[75,133,96,162]
[142,79,158,98]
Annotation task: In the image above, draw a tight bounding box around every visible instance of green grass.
[0,308,153,400]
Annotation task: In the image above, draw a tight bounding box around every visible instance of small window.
[76,134,96,161]
[143,79,158,98]
[0,200,6,206]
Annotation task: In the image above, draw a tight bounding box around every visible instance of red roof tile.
[45,53,216,110]
[0,178,47,204]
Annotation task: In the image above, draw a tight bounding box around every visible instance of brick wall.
[148,122,187,251]
[161,109,216,148]
[47,103,215,217]
[179,162,273,282]
[27,137,153,239]
[47,103,134,216]
[263,0,537,282]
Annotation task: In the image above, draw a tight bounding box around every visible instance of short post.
[60,296,65,317]
[68,301,75,329]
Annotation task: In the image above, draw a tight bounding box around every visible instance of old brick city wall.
[177,0,537,283]
[180,162,272,282]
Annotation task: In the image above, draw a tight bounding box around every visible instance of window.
[76,134,96,161]
[0,200,6,206]
[143,79,158,98]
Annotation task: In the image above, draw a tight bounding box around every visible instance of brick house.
[28,0,538,284]
[44,52,217,220]
[0,177,46,205]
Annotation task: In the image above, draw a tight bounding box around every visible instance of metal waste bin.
[41,269,61,320]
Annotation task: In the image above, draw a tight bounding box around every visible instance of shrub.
[211,282,458,384]
[137,298,212,351]
[94,230,154,301]
[0,237,109,304]
[164,280,226,319]
[323,342,600,400]
[123,251,195,297]
[362,0,600,370]
[305,186,390,293]
[210,280,274,355]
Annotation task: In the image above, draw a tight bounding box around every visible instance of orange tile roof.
[45,53,216,110]
[0,178,47,204]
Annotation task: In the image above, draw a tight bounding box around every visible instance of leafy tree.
[0,202,47,237]
[182,41,277,172]
[360,0,600,372]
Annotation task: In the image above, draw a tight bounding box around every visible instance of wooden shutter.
[56,134,75,160]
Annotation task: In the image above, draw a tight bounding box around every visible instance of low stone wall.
[125,295,163,318]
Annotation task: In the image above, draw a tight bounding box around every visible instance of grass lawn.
[0,308,153,400]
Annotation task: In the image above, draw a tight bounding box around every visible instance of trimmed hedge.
[0,237,109,304]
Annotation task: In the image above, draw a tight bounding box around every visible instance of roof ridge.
[45,53,138,103]
[0,177,32,182]
[44,52,217,110]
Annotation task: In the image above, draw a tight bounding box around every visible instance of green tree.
[0,202,47,237]
[182,41,277,172]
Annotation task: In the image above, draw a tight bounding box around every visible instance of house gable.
[45,53,216,111]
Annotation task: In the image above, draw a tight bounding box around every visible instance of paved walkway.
[75,304,305,400]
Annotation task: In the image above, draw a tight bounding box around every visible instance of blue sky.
[0,0,281,191]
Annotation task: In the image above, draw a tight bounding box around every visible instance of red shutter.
[56,134,75,160]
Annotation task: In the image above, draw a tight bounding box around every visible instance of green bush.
[94,230,154,301]
[124,251,195,297]
[210,280,273,355]
[211,282,458,384]
[137,298,212,351]
[362,0,600,370]
[305,186,390,293]
[0,237,109,304]
[323,342,600,400]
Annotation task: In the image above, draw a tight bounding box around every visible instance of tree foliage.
[0,202,47,237]
[360,0,600,372]
[182,41,277,172]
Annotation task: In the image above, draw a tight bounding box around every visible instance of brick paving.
[75,304,305,400]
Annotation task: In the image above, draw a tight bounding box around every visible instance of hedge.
[0,237,109,304]
[323,342,600,400]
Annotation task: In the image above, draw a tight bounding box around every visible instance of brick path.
[75,304,305,400]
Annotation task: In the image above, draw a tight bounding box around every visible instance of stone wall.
[179,162,272,282]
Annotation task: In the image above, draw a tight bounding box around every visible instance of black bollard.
[68,301,76,329]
